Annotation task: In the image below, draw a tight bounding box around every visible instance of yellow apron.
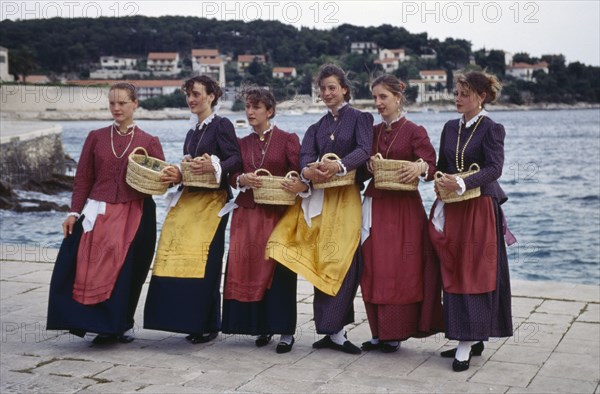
[153,188,226,278]
[267,184,361,296]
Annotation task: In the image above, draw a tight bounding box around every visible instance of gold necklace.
[455,116,484,172]
[186,123,209,157]
[376,118,408,159]
[110,124,135,159]
[328,113,340,141]
[251,129,274,170]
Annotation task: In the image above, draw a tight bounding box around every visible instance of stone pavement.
[1,245,599,393]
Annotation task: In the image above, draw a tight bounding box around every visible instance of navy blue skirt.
[143,214,228,335]
[313,249,363,335]
[443,200,513,340]
[221,263,297,336]
[46,198,156,336]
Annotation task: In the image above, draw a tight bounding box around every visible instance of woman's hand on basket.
[397,161,423,184]
[190,153,215,175]
[282,177,308,194]
[436,173,461,193]
[367,156,376,173]
[240,173,262,189]
[161,166,182,185]
[62,216,77,238]
[303,164,331,183]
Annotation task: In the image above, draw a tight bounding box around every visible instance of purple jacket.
[300,105,373,176]
[437,116,507,204]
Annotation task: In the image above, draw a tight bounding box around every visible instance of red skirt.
[224,204,287,302]
[429,197,497,294]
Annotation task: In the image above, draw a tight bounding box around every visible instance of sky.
[2,0,599,66]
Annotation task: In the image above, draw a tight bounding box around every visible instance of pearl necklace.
[110,123,135,159]
[455,115,484,172]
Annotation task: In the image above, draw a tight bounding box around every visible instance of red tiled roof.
[148,52,178,60]
[238,54,265,63]
[273,67,295,73]
[192,49,219,57]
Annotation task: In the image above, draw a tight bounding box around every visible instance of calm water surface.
[1,109,599,285]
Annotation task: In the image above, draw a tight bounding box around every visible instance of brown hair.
[315,63,352,102]
[109,82,138,101]
[371,74,407,108]
[455,71,502,107]
[182,75,223,108]
[243,87,276,119]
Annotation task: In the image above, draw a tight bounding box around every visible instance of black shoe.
[361,340,382,351]
[117,334,135,343]
[312,336,361,354]
[452,352,472,372]
[92,333,118,345]
[255,334,273,347]
[441,341,484,358]
[381,342,400,353]
[186,332,218,344]
[276,337,295,354]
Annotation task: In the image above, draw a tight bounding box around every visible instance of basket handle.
[285,170,300,179]
[469,163,480,171]
[415,158,424,163]
[129,146,148,159]
[160,165,177,175]
[373,153,384,160]
[254,169,272,177]
[434,171,445,180]
[321,152,341,162]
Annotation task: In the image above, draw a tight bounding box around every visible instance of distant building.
[420,47,437,60]
[191,49,226,86]
[351,42,379,55]
[409,70,448,103]
[237,54,266,73]
[147,52,181,76]
[0,46,13,81]
[374,58,400,73]
[90,56,140,79]
[68,79,184,100]
[506,62,549,82]
[272,67,297,79]
[379,48,406,62]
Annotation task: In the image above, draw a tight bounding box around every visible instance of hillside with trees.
[1,16,598,104]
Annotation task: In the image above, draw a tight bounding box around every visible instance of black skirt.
[143,214,228,335]
[221,263,297,335]
[46,198,156,336]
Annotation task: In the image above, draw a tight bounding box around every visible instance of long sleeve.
[146,136,165,162]
[340,111,373,171]
[216,117,242,175]
[285,132,301,172]
[436,125,449,174]
[300,123,320,169]
[70,132,96,213]
[464,122,505,190]
[411,125,437,181]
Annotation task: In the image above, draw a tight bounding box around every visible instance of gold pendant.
[330,134,335,141]
[260,136,265,141]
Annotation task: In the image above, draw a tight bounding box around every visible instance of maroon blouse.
[70,125,165,213]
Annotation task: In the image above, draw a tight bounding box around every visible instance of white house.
[237,54,266,73]
[191,49,226,86]
[90,56,140,79]
[0,46,13,81]
[272,67,297,79]
[409,70,448,103]
[379,48,406,62]
[506,62,549,82]
[351,42,379,55]
[147,52,180,76]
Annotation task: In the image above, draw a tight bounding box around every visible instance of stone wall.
[0,122,65,184]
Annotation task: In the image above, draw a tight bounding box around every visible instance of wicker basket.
[126,147,172,195]
[311,153,356,189]
[181,158,219,188]
[372,153,424,191]
[253,169,299,206]
[435,163,481,203]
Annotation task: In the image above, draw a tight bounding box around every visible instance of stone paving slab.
[1,258,599,393]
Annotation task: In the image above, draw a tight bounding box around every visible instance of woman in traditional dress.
[360,75,443,353]
[47,82,165,344]
[221,87,305,353]
[267,64,373,354]
[430,71,514,371]
[143,75,241,344]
